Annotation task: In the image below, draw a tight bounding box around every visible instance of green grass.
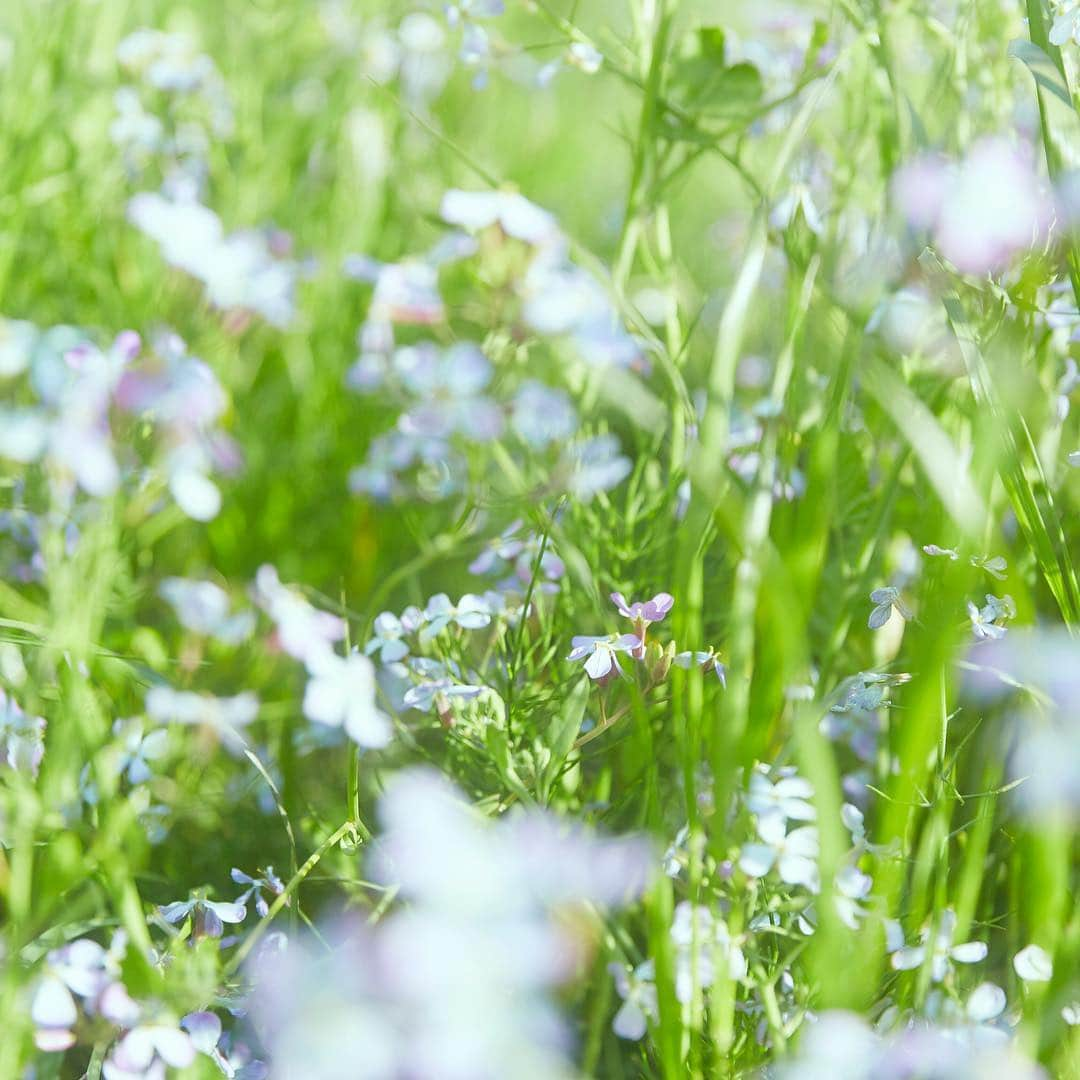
[2,0,1080,1076]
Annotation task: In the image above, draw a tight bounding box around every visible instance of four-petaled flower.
[568,633,641,681]
[611,591,673,658]
[739,809,820,892]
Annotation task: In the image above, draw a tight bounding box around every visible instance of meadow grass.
[1,0,1080,1076]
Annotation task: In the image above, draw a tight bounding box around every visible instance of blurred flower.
[128,192,299,327]
[511,381,579,448]
[563,435,632,499]
[890,909,987,981]
[0,690,46,777]
[145,687,258,744]
[746,769,816,823]
[611,591,673,658]
[160,577,255,643]
[440,188,558,246]
[608,960,657,1040]
[248,767,651,1078]
[892,140,1049,276]
[253,564,346,665]
[740,809,820,892]
[303,649,392,748]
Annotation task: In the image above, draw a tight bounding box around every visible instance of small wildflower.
[673,648,727,685]
[608,960,657,1040]
[567,633,640,681]
[610,591,673,658]
[868,586,912,630]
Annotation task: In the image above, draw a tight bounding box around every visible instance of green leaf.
[540,675,590,800]
[672,59,763,116]
[1008,39,1074,109]
[485,726,534,805]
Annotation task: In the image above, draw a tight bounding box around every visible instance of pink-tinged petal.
[614,634,642,652]
[610,592,631,616]
[99,981,141,1026]
[35,1026,76,1052]
[648,592,674,617]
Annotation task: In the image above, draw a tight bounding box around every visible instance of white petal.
[612,1000,647,1040]
[1014,943,1053,982]
[967,982,1007,1022]
[951,941,988,964]
[739,844,776,878]
[31,975,77,1028]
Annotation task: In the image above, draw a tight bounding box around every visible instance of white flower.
[670,902,746,1000]
[567,633,640,680]
[746,769,816,823]
[739,810,820,892]
[303,650,392,749]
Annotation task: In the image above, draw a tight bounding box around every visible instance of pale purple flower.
[145,687,258,740]
[610,591,673,658]
[567,633,640,680]
[231,866,285,918]
[967,593,1015,640]
[511,381,578,448]
[892,140,1049,276]
[564,435,632,499]
[128,192,298,326]
[31,939,113,1052]
[923,543,960,560]
[670,902,747,1001]
[402,678,483,713]
[160,896,247,939]
[0,690,46,776]
[104,1021,196,1079]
